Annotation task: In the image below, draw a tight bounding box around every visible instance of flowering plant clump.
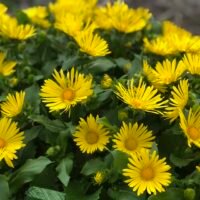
[0,0,200,199]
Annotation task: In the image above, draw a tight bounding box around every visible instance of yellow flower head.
[40,68,93,113]
[123,149,171,196]
[143,37,176,56]
[93,171,105,185]
[100,1,151,33]
[144,21,200,55]
[0,117,25,168]
[164,79,189,122]
[113,122,155,155]
[143,59,186,90]
[182,53,200,75]
[94,6,112,30]
[196,166,200,172]
[115,78,167,114]
[0,3,7,15]
[0,15,36,40]
[101,74,113,89]
[0,52,17,76]
[179,107,200,148]
[23,6,50,28]
[49,0,97,20]
[74,28,111,57]
[73,114,110,154]
[55,13,84,37]
[1,91,25,118]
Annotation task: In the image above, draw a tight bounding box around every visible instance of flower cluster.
[0,0,200,199]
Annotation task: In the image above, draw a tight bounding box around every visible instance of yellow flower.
[0,15,36,40]
[1,91,25,118]
[0,3,7,15]
[23,6,50,28]
[73,114,110,154]
[143,59,186,90]
[164,80,189,122]
[179,107,200,148]
[196,166,200,172]
[74,28,111,57]
[40,68,93,113]
[113,122,155,155]
[0,52,17,76]
[94,7,112,30]
[123,149,171,196]
[101,74,113,89]
[0,117,25,168]
[49,0,97,20]
[144,21,200,55]
[182,53,200,75]
[97,1,151,33]
[143,37,176,56]
[55,13,84,37]
[115,78,167,114]
[93,171,105,185]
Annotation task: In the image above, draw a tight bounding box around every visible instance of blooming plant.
[0,0,200,199]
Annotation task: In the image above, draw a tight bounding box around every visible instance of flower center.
[62,88,75,101]
[0,138,6,148]
[85,131,99,144]
[131,99,142,108]
[187,127,200,140]
[124,138,138,151]
[141,167,154,181]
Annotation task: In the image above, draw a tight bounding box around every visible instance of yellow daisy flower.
[55,13,84,37]
[182,53,200,75]
[0,14,36,40]
[94,6,112,30]
[99,1,151,33]
[74,28,111,57]
[40,68,93,113]
[144,21,200,55]
[1,91,25,118]
[93,171,105,185]
[113,122,155,155]
[23,6,50,28]
[0,3,7,15]
[0,52,17,76]
[179,107,200,148]
[143,59,186,88]
[49,0,97,21]
[143,37,176,56]
[123,149,171,196]
[115,78,167,114]
[73,114,110,154]
[0,117,25,168]
[164,79,189,122]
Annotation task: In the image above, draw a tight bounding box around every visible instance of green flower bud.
[184,188,196,200]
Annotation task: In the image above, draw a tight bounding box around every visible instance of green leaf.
[66,181,102,200]
[127,55,142,78]
[81,158,106,176]
[108,187,145,200]
[148,188,184,200]
[56,156,73,187]
[30,115,66,133]
[170,154,193,168]
[0,175,9,200]
[10,156,52,193]
[25,186,65,200]
[89,58,116,73]
[111,150,128,173]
